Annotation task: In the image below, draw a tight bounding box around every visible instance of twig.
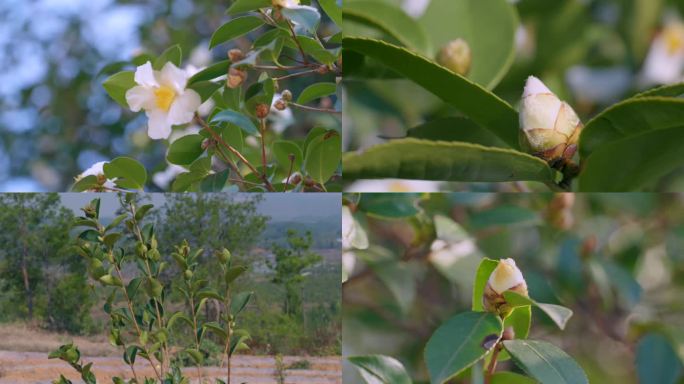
[273,68,320,81]
[484,344,502,384]
[259,118,268,172]
[288,102,341,114]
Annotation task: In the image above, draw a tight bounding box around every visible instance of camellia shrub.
[342,0,684,192]
[75,0,342,193]
[50,195,253,384]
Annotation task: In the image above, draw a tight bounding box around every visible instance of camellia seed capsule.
[519,76,583,164]
[437,38,472,76]
[483,258,528,316]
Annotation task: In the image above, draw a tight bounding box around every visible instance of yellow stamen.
[664,24,684,55]
[154,86,176,111]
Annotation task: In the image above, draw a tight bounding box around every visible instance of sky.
[59,193,341,221]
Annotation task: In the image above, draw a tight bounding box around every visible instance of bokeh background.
[0,0,340,192]
[343,193,684,383]
[343,0,684,192]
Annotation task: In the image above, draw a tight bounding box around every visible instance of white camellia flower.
[641,18,684,85]
[483,258,529,315]
[125,61,201,140]
[519,76,583,163]
[76,161,115,191]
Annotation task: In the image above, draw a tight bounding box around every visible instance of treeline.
[0,193,340,355]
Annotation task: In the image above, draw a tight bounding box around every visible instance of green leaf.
[144,277,164,298]
[305,130,341,184]
[72,175,100,192]
[296,36,337,65]
[472,258,498,311]
[200,170,229,192]
[490,372,537,384]
[135,204,154,221]
[358,193,420,219]
[103,157,147,190]
[418,0,518,89]
[635,82,684,98]
[344,0,430,54]
[184,348,204,365]
[203,322,228,341]
[343,139,555,185]
[227,0,271,15]
[273,140,304,171]
[167,311,194,329]
[469,206,541,230]
[579,97,684,158]
[154,45,182,69]
[211,110,259,136]
[425,311,503,384]
[123,346,141,365]
[318,0,342,26]
[347,355,412,384]
[225,265,248,285]
[578,125,684,191]
[407,117,508,148]
[636,333,682,384]
[504,306,531,340]
[503,340,588,384]
[210,16,265,49]
[167,134,205,165]
[102,233,122,248]
[188,81,223,102]
[303,126,328,154]
[103,71,135,108]
[297,82,337,104]
[343,37,519,148]
[188,60,231,85]
[230,291,253,315]
[282,5,321,34]
[503,291,573,331]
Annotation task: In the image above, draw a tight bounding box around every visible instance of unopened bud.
[136,242,147,259]
[483,258,528,316]
[290,173,302,185]
[502,326,515,340]
[228,49,245,62]
[316,65,329,75]
[274,99,287,111]
[201,139,214,150]
[519,76,583,163]
[281,90,292,101]
[256,103,270,119]
[184,269,193,280]
[437,38,472,76]
[227,67,247,89]
[217,248,231,264]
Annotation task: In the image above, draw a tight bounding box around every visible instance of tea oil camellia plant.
[77,0,342,193]
[49,195,253,384]
[349,257,586,384]
[342,0,684,191]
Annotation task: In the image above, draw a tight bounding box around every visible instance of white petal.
[522,76,552,97]
[147,109,172,140]
[519,93,561,131]
[125,86,156,112]
[167,90,201,125]
[80,161,107,178]
[160,62,189,93]
[488,258,525,294]
[134,61,158,88]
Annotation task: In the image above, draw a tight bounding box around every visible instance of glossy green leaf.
[103,157,147,190]
[635,82,684,98]
[273,140,304,170]
[407,117,508,148]
[227,0,271,14]
[469,206,541,230]
[504,306,531,340]
[358,193,420,219]
[418,0,518,88]
[425,311,503,384]
[318,0,342,26]
[211,109,259,135]
[503,291,573,331]
[188,81,222,102]
[154,45,182,69]
[348,355,412,384]
[297,82,337,104]
[344,0,430,54]
[200,170,229,192]
[579,97,684,158]
[72,175,100,192]
[230,291,253,315]
[578,125,684,191]
[472,258,498,311]
[636,333,682,384]
[503,340,588,384]
[167,134,205,166]
[103,71,135,108]
[210,16,265,49]
[305,130,341,184]
[184,348,204,365]
[282,5,320,34]
[490,372,537,384]
[296,36,337,64]
[343,37,519,147]
[343,139,556,185]
[225,265,248,285]
[188,60,231,85]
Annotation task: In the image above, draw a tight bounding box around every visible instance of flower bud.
[281,90,292,101]
[217,248,231,264]
[256,103,270,119]
[228,49,245,62]
[483,258,528,316]
[184,269,193,280]
[274,99,287,111]
[519,76,583,163]
[437,38,472,76]
[227,67,247,89]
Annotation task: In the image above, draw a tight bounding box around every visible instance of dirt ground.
[0,350,342,384]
